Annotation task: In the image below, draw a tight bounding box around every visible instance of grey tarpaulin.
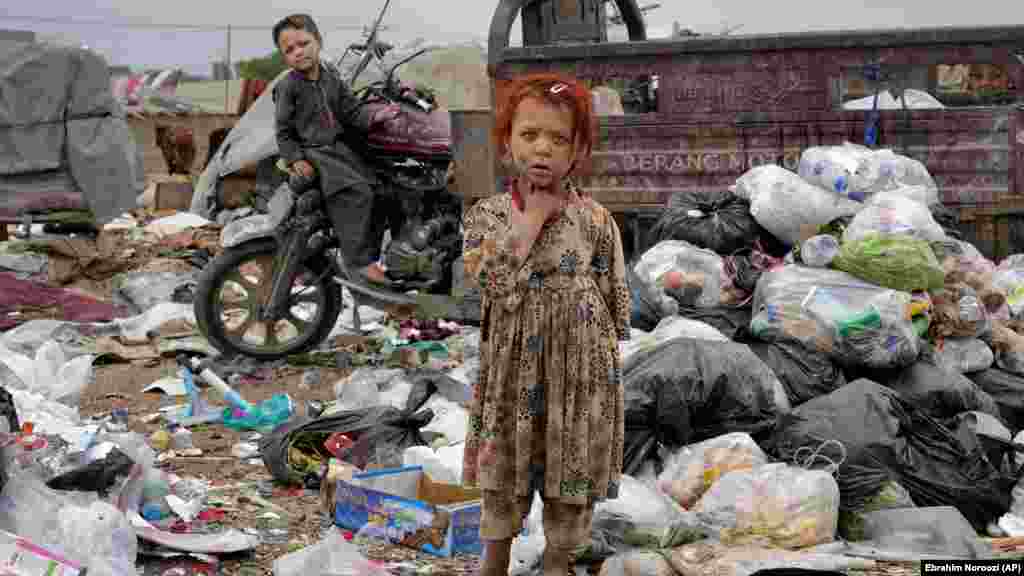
[0,39,143,224]
[189,67,289,218]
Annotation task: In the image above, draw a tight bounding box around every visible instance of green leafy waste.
[832,232,945,293]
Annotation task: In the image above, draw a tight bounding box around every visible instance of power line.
[0,14,385,32]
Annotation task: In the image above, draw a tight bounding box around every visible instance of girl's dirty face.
[278,28,320,74]
[505,97,577,191]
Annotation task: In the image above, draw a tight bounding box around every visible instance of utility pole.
[224,24,232,113]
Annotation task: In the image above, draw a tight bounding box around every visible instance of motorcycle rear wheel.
[194,239,342,360]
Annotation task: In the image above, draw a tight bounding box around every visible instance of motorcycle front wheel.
[194,239,342,360]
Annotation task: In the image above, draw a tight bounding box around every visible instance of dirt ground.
[82,358,482,575]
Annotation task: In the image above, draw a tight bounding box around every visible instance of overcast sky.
[3,0,1022,76]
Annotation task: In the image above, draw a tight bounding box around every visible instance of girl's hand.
[515,180,564,224]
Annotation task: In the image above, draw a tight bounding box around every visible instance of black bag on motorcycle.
[259,374,443,486]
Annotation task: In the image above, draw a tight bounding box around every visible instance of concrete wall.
[127,113,239,176]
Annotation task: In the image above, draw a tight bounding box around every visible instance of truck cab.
[451,0,1024,261]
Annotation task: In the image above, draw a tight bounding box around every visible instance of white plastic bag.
[510,492,545,576]
[694,462,840,549]
[419,395,469,444]
[402,446,460,484]
[0,472,138,576]
[632,240,726,316]
[738,165,863,246]
[750,265,921,369]
[656,433,768,509]
[797,143,877,201]
[842,191,946,244]
[620,315,728,363]
[798,143,939,205]
[332,367,406,411]
[0,339,93,407]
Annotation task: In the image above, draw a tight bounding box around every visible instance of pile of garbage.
[590,141,1024,575]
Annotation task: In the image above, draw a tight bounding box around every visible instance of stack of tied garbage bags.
[612,141,1024,573]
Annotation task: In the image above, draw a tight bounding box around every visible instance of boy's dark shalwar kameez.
[273,64,385,270]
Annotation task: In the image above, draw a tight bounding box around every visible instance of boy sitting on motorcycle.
[272,13,399,286]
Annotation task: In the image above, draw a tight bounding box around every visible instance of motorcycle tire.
[194,239,343,360]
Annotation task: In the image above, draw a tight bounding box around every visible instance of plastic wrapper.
[750,265,922,369]
[621,338,789,475]
[799,235,840,268]
[736,165,863,247]
[832,233,945,293]
[599,540,875,576]
[620,315,728,364]
[798,143,939,204]
[992,321,1024,376]
[650,190,761,255]
[843,192,947,244]
[935,337,994,374]
[633,240,726,312]
[656,433,767,509]
[694,463,840,549]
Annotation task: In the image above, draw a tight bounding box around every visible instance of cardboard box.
[334,465,482,557]
[154,177,194,211]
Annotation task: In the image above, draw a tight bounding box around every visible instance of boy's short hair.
[273,14,322,48]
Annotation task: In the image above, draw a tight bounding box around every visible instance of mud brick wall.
[127,113,239,176]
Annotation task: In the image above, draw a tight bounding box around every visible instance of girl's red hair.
[493,72,597,175]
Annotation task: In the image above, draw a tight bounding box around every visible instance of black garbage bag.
[768,379,1015,531]
[676,305,752,340]
[622,338,789,475]
[734,330,847,406]
[968,368,1024,432]
[46,447,135,497]
[931,202,963,240]
[260,374,443,485]
[850,360,1002,422]
[651,190,759,255]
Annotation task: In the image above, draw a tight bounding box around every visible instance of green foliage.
[238,52,288,82]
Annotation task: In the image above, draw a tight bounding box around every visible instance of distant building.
[0,29,35,43]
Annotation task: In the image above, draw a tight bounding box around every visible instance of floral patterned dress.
[461,181,631,507]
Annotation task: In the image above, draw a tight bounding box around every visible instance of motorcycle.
[193,0,465,360]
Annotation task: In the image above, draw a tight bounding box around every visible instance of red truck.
[452,0,1024,261]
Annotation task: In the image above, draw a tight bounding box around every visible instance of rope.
[793,439,847,476]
